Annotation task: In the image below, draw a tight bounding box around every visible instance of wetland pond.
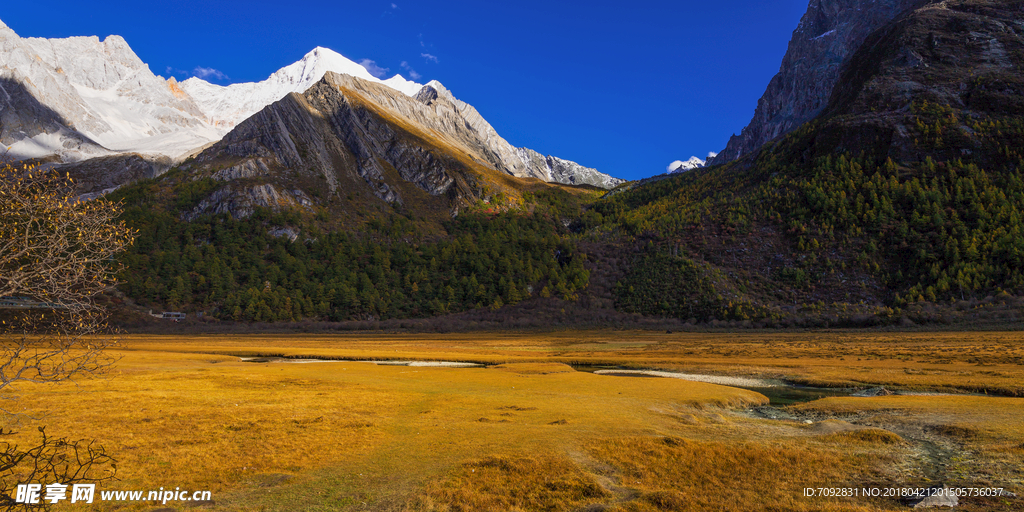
[571,365,850,405]
[240,357,851,405]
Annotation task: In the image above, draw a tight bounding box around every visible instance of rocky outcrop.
[514,147,624,188]
[709,0,931,164]
[183,184,314,221]
[54,153,172,195]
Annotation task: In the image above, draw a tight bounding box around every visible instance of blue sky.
[2,0,808,180]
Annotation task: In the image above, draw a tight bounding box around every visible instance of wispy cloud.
[400,61,422,80]
[421,53,439,63]
[391,2,398,7]
[358,59,389,78]
[193,66,228,80]
[165,66,189,78]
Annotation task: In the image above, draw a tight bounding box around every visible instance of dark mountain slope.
[594,0,1024,325]
[711,0,930,164]
[181,72,554,228]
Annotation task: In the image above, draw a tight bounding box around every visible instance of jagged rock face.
[808,0,1024,165]
[828,0,1024,116]
[415,81,624,189]
[56,153,172,198]
[710,0,931,164]
[189,72,523,219]
[182,184,314,221]
[513,147,624,188]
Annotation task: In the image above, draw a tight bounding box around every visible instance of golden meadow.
[3,331,1022,511]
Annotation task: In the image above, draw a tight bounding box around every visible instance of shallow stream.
[240,357,854,405]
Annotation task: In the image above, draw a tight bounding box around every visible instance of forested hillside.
[112,175,595,322]
[589,0,1024,326]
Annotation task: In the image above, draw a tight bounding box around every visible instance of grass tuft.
[825,429,904,445]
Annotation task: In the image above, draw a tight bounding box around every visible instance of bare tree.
[0,162,133,508]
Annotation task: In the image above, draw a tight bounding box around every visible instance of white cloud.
[165,66,192,78]
[400,61,422,80]
[391,2,398,7]
[707,151,718,159]
[358,59,389,78]
[193,66,228,80]
[421,53,439,63]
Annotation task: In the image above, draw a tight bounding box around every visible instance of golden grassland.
[2,330,1022,511]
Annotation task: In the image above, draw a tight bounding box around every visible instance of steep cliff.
[793,0,1024,166]
[709,0,930,164]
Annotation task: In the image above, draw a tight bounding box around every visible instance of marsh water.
[571,364,849,405]
[241,357,849,405]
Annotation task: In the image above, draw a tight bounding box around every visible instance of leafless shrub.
[1,163,132,508]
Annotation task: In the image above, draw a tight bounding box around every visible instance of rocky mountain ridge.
[0,19,619,192]
[709,0,931,164]
[179,46,424,130]
[0,18,215,163]
[184,72,571,220]
[414,81,624,189]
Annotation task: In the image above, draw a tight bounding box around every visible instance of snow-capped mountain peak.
[1,20,619,191]
[667,156,706,173]
[667,152,719,173]
[180,46,424,129]
[276,47,378,86]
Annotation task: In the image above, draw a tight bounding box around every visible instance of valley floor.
[3,331,1023,511]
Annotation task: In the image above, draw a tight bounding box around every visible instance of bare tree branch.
[1,162,132,509]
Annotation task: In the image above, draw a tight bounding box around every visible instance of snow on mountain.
[667,156,705,173]
[180,47,424,129]
[1,18,216,161]
[1,19,618,190]
[666,152,718,173]
[1,19,422,163]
